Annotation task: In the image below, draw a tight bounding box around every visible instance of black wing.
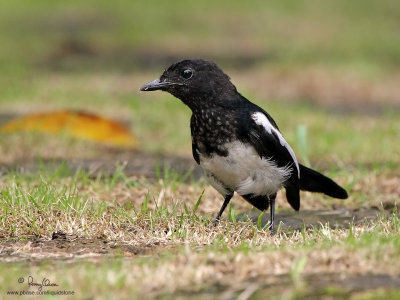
[238,108,301,210]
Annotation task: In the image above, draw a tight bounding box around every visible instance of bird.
[140,59,348,232]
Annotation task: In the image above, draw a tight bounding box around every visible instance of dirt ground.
[0,207,391,262]
[1,202,398,298]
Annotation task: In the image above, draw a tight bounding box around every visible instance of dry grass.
[0,154,399,298]
[1,210,399,298]
[0,164,397,239]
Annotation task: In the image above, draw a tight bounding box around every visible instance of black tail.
[299,164,348,199]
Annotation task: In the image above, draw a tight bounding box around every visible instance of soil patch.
[0,147,202,180]
[0,235,153,263]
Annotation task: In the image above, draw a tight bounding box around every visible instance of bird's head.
[140,59,238,109]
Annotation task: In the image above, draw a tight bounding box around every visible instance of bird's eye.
[181,68,193,79]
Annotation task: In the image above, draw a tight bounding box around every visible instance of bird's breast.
[191,121,235,157]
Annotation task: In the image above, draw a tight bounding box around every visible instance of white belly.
[199,141,293,197]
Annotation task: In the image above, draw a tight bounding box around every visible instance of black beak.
[140,78,170,92]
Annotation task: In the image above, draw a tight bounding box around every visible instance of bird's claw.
[212,218,220,227]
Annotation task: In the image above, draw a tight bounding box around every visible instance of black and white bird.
[140,59,348,232]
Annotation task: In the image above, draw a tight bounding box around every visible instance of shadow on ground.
[242,207,392,231]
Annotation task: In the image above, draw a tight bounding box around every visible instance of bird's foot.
[212,217,220,227]
[269,222,275,235]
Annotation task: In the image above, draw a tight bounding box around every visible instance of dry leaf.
[0,110,137,148]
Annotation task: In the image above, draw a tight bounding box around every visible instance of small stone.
[51,231,67,240]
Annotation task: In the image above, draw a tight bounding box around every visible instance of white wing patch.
[251,112,300,178]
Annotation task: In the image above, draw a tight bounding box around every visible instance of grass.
[2,223,400,299]
[0,0,400,299]
[0,164,399,298]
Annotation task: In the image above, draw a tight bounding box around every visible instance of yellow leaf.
[0,110,138,148]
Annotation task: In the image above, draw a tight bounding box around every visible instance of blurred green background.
[0,0,399,165]
[1,0,400,73]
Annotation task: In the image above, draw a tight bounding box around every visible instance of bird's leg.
[213,194,233,226]
[269,193,277,234]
